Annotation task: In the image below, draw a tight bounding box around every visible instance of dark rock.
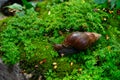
[0,58,27,80]
[0,0,8,8]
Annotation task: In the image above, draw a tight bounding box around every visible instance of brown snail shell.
[53,32,101,56]
[63,32,101,50]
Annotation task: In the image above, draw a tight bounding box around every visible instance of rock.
[0,58,46,80]
[0,58,27,80]
[0,0,8,8]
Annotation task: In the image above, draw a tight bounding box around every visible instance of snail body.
[53,32,101,56]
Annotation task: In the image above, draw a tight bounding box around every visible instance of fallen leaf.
[39,59,46,64]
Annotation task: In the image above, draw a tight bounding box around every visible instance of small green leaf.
[6,3,23,10]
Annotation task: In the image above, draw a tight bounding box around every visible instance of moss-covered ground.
[0,0,120,79]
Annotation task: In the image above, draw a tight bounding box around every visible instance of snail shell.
[53,32,101,56]
[63,32,101,50]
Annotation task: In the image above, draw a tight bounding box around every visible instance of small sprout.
[53,62,57,66]
[78,68,82,72]
[53,65,57,69]
[70,62,73,66]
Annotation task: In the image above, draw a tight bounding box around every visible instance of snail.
[53,32,101,56]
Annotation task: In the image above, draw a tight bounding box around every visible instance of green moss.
[0,0,120,79]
